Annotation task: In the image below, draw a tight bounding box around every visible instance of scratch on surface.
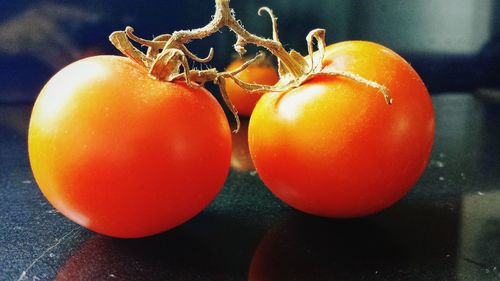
[16,227,80,281]
[463,257,499,275]
[463,257,488,268]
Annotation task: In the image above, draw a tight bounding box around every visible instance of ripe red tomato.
[225,59,279,116]
[248,41,435,217]
[29,55,232,238]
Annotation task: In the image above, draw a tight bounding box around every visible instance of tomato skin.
[225,59,279,116]
[29,55,232,238]
[248,41,435,217]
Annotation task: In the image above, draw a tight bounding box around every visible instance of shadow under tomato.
[55,231,218,280]
[248,200,461,281]
[55,210,264,281]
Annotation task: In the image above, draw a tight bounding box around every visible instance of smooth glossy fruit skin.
[225,59,279,116]
[248,41,435,218]
[29,56,232,238]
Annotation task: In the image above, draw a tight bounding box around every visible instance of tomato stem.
[109,0,392,132]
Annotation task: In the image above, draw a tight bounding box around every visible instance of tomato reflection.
[55,231,219,280]
[231,118,255,172]
[248,200,462,281]
[55,211,262,280]
[248,214,407,281]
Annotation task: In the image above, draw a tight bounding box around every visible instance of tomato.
[248,41,435,217]
[29,55,232,238]
[225,59,279,116]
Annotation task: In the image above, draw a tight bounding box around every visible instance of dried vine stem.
[109,0,392,132]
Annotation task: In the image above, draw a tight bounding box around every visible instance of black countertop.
[1,92,500,281]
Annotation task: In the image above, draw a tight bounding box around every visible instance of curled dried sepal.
[109,31,149,68]
[185,47,215,63]
[149,49,189,83]
[111,27,219,83]
[322,71,393,104]
[306,29,326,73]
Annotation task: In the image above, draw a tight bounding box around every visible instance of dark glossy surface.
[1,92,500,281]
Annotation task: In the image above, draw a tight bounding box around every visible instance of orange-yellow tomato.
[225,59,279,116]
[29,56,232,238]
[248,41,435,217]
[230,119,255,172]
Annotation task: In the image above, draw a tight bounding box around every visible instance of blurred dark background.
[0,0,499,103]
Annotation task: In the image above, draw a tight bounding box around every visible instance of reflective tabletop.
[1,92,500,281]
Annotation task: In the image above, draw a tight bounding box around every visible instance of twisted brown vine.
[109,0,391,132]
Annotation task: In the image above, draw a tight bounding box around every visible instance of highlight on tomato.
[248,41,435,218]
[225,58,279,116]
[29,56,232,238]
